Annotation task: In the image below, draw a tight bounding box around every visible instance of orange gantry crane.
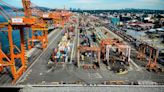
[114,41,131,65]
[0,0,51,83]
[137,43,160,71]
[25,2,73,49]
[49,11,63,27]
[50,10,72,28]
[0,0,37,83]
[60,10,72,27]
[29,2,54,29]
[100,38,131,65]
[22,0,49,49]
[77,45,101,68]
[146,46,159,70]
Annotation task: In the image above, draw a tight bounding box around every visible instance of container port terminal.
[0,0,164,91]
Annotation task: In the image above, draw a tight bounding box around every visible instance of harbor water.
[0,12,32,53]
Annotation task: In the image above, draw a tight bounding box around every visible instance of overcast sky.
[3,0,164,10]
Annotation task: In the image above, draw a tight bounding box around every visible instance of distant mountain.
[72,9,164,14]
[0,5,11,10]
[0,5,50,12]
[32,6,51,12]
[0,5,23,12]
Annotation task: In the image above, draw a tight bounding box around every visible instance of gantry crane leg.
[0,44,4,72]
[137,44,146,60]
[39,29,48,49]
[77,46,101,68]
[8,25,27,83]
[42,29,48,48]
[28,30,35,49]
[146,48,159,71]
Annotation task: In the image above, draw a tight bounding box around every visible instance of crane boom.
[22,0,31,17]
